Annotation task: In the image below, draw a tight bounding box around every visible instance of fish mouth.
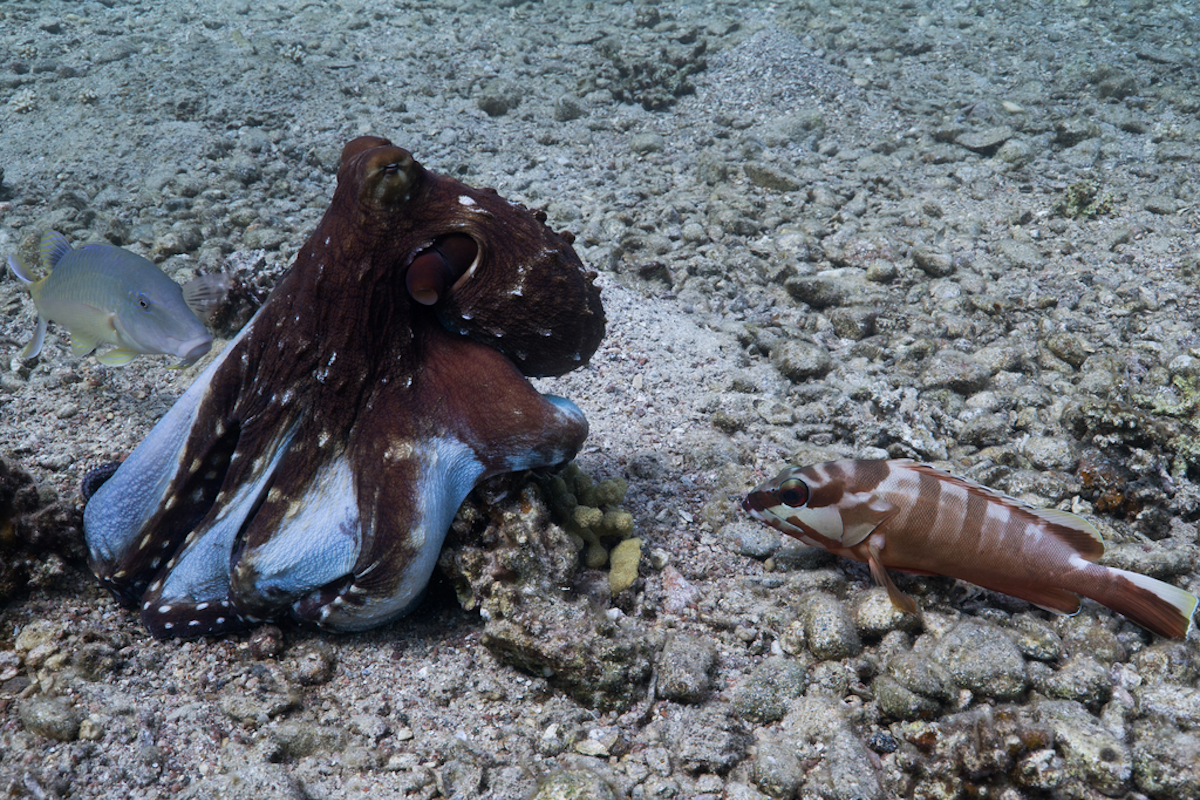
[174,335,213,367]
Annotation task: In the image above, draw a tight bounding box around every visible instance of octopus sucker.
[82,135,604,639]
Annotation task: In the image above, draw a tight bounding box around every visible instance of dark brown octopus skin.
[82,136,605,638]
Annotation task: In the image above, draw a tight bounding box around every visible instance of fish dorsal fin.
[840,491,897,547]
[906,462,1105,561]
[1033,507,1105,560]
[95,348,138,367]
[182,273,232,322]
[38,231,73,272]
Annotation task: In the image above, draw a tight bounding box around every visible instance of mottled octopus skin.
[83,136,605,638]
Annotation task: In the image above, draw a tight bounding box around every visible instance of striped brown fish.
[743,459,1198,639]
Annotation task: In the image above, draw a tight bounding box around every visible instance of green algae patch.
[539,463,637,586]
[1055,180,1114,219]
[608,537,642,593]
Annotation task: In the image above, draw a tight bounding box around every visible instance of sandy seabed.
[2,1,1199,798]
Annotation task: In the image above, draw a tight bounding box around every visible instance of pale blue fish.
[6,231,226,368]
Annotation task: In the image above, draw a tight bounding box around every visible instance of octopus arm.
[138,419,300,637]
[83,320,256,601]
[289,436,484,631]
[232,454,362,606]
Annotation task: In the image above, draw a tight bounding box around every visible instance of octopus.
[82,135,605,639]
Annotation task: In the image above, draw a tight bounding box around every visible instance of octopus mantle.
[83,136,605,638]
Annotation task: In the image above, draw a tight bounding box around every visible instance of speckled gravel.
[2,1,1200,798]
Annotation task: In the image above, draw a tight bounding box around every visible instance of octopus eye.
[406,233,479,306]
[777,478,809,508]
[366,149,418,205]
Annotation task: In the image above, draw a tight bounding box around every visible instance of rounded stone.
[629,133,664,154]
[1036,700,1131,795]
[1021,435,1077,471]
[854,586,921,637]
[887,651,953,701]
[19,695,82,741]
[784,275,849,309]
[920,350,992,395]
[1134,641,1199,684]
[770,340,833,382]
[874,675,940,720]
[657,632,717,704]
[933,620,1027,700]
[731,657,810,724]
[531,769,619,800]
[802,592,862,660]
[958,412,1010,447]
[725,520,781,561]
[1037,655,1111,705]
[681,222,707,243]
[1136,684,1200,730]
[997,138,1035,166]
[242,226,287,250]
[912,246,954,277]
[753,740,804,798]
[284,641,337,685]
[1132,724,1200,798]
[1011,617,1063,662]
[1044,332,1093,367]
[828,306,878,340]
[865,260,898,283]
[664,704,752,776]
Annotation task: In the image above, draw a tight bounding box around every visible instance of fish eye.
[777,477,809,507]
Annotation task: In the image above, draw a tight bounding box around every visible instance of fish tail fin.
[38,231,72,272]
[1091,567,1198,639]
[867,542,919,615]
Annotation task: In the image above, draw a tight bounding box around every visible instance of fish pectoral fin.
[70,333,99,357]
[96,347,138,366]
[19,318,47,360]
[840,491,897,546]
[867,542,918,615]
[182,273,232,322]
